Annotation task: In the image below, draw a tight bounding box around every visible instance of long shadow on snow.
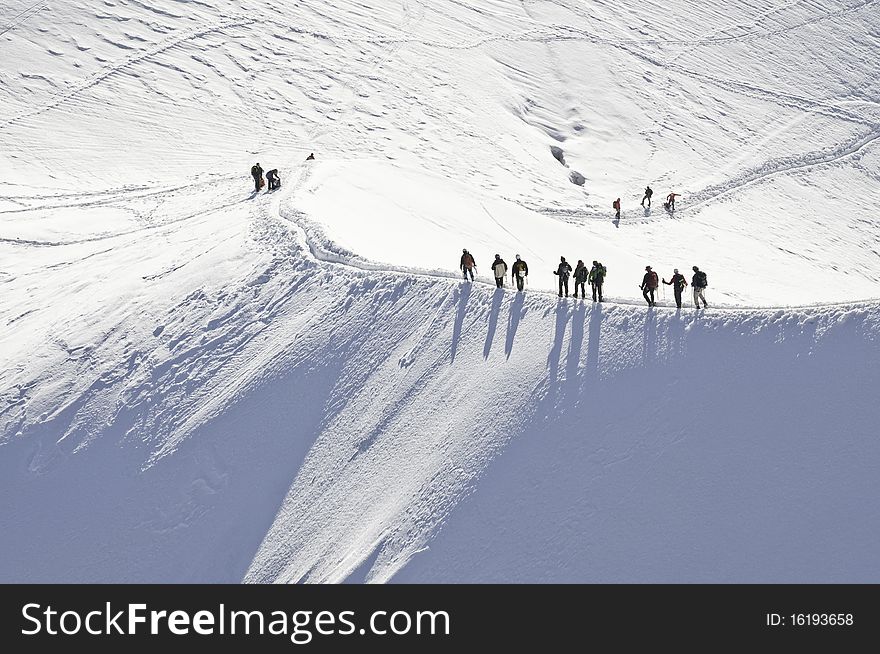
[450,282,472,362]
[586,303,602,382]
[547,300,570,394]
[394,307,880,582]
[566,300,587,389]
[483,288,505,359]
[504,292,526,359]
[642,308,658,367]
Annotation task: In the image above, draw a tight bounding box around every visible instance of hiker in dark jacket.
[612,197,621,219]
[460,249,476,281]
[663,268,688,309]
[251,163,264,192]
[640,265,659,307]
[691,266,708,308]
[491,254,508,288]
[511,255,529,292]
[588,260,606,302]
[641,185,653,207]
[554,257,572,297]
[573,260,589,299]
[266,168,280,190]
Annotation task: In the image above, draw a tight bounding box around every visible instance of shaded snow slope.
[1,176,878,582]
[1,0,880,582]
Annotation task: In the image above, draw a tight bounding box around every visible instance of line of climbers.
[249,154,316,193]
[460,249,709,309]
[460,250,608,303]
[641,265,709,309]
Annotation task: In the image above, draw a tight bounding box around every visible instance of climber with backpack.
[460,249,476,281]
[554,256,572,297]
[573,260,589,299]
[250,162,264,192]
[640,265,659,307]
[589,260,606,302]
[491,254,508,288]
[266,168,281,190]
[691,266,708,308]
[612,197,621,220]
[663,268,688,309]
[511,255,529,292]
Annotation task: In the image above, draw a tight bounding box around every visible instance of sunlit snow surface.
[1,0,878,582]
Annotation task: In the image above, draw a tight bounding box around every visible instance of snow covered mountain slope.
[3,0,879,302]
[1,1,879,582]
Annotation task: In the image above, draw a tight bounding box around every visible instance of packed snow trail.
[1,0,879,584]
[2,167,879,583]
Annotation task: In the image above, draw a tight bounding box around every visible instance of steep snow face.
[1,0,879,583]
[1,183,878,582]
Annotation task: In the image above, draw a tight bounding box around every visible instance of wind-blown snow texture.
[1,0,879,582]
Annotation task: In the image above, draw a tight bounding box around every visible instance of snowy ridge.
[2,166,879,582]
[1,0,879,582]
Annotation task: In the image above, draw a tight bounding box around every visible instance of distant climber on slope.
[641,185,653,208]
[554,256,572,297]
[491,254,508,288]
[460,249,476,281]
[251,162,264,192]
[589,260,606,302]
[573,260,588,299]
[641,265,659,307]
[664,192,679,211]
[691,265,709,309]
[612,197,621,220]
[663,268,688,309]
[266,168,280,190]
[306,152,315,161]
[511,254,529,292]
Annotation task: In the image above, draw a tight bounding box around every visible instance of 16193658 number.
[791,614,853,626]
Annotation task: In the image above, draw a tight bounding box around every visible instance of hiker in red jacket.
[612,197,621,219]
[664,192,679,211]
[460,249,476,281]
[640,265,659,306]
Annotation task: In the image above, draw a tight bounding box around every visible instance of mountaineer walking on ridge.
[641,265,659,307]
[589,260,606,302]
[573,260,589,299]
[641,185,653,208]
[250,162,264,192]
[554,256,572,297]
[460,249,476,281]
[692,266,709,309]
[612,197,621,220]
[491,254,508,288]
[663,268,688,309]
[511,255,529,292]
